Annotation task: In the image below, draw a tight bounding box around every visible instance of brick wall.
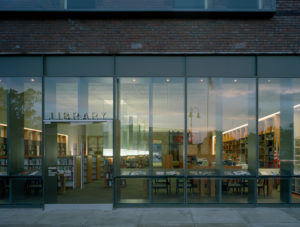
[0,0,299,54]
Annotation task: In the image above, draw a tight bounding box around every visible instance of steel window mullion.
[148,78,153,202]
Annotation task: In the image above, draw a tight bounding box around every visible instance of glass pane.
[45,77,113,120]
[118,178,149,204]
[0,79,7,176]
[119,78,149,176]
[153,78,184,175]
[257,178,289,203]
[222,178,254,203]
[187,78,218,175]
[0,178,9,204]
[45,121,113,204]
[259,78,296,178]
[294,79,300,176]
[222,78,255,176]
[0,77,42,176]
[11,179,43,204]
[152,177,184,203]
[292,177,300,203]
[188,78,255,176]
[187,178,218,203]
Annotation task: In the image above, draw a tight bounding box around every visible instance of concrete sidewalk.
[0,207,300,226]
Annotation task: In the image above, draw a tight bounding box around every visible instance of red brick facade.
[0,0,299,54]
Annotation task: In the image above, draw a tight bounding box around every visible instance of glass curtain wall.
[0,77,42,205]
[1,75,299,206]
[117,77,300,205]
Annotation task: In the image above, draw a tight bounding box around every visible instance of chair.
[257,179,266,196]
[227,179,243,195]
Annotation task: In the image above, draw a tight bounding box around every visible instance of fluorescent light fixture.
[104,149,149,157]
[24,127,42,133]
[223,124,248,134]
[57,133,68,137]
[223,103,300,135]
[0,123,7,127]
[258,112,280,122]
[294,104,300,109]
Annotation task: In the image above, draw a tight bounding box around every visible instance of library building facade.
[0,0,300,208]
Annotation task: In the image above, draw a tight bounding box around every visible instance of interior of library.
[0,76,300,206]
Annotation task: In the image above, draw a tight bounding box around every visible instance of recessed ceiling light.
[200,79,204,83]
[267,79,271,83]
[132,79,136,83]
[234,79,238,83]
[166,78,171,83]
[31,78,35,82]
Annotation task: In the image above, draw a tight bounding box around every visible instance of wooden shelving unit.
[57,134,67,157]
[57,156,75,188]
[222,126,248,164]
[222,114,280,168]
[24,128,42,171]
[83,155,93,183]
[258,115,280,168]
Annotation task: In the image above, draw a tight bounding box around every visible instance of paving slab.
[0,207,299,226]
[190,208,246,224]
[139,208,193,225]
[280,208,300,222]
[237,208,299,224]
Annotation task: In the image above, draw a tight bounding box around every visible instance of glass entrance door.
[44,120,113,204]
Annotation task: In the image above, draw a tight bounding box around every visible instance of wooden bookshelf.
[57,134,67,157]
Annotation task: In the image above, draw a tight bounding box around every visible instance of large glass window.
[44,77,113,204]
[118,77,184,204]
[152,77,184,175]
[119,78,149,175]
[0,77,42,176]
[187,78,256,177]
[45,77,113,121]
[0,77,42,205]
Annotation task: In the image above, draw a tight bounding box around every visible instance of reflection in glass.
[153,78,184,174]
[292,177,300,203]
[45,77,113,120]
[257,178,285,203]
[0,178,9,204]
[258,78,300,182]
[11,179,42,204]
[222,78,255,175]
[119,78,149,174]
[221,178,251,203]
[118,178,149,204]
[187,178,218,203]
[152,177,184,203]
[187,78,255,176]
[0,77,42,176]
